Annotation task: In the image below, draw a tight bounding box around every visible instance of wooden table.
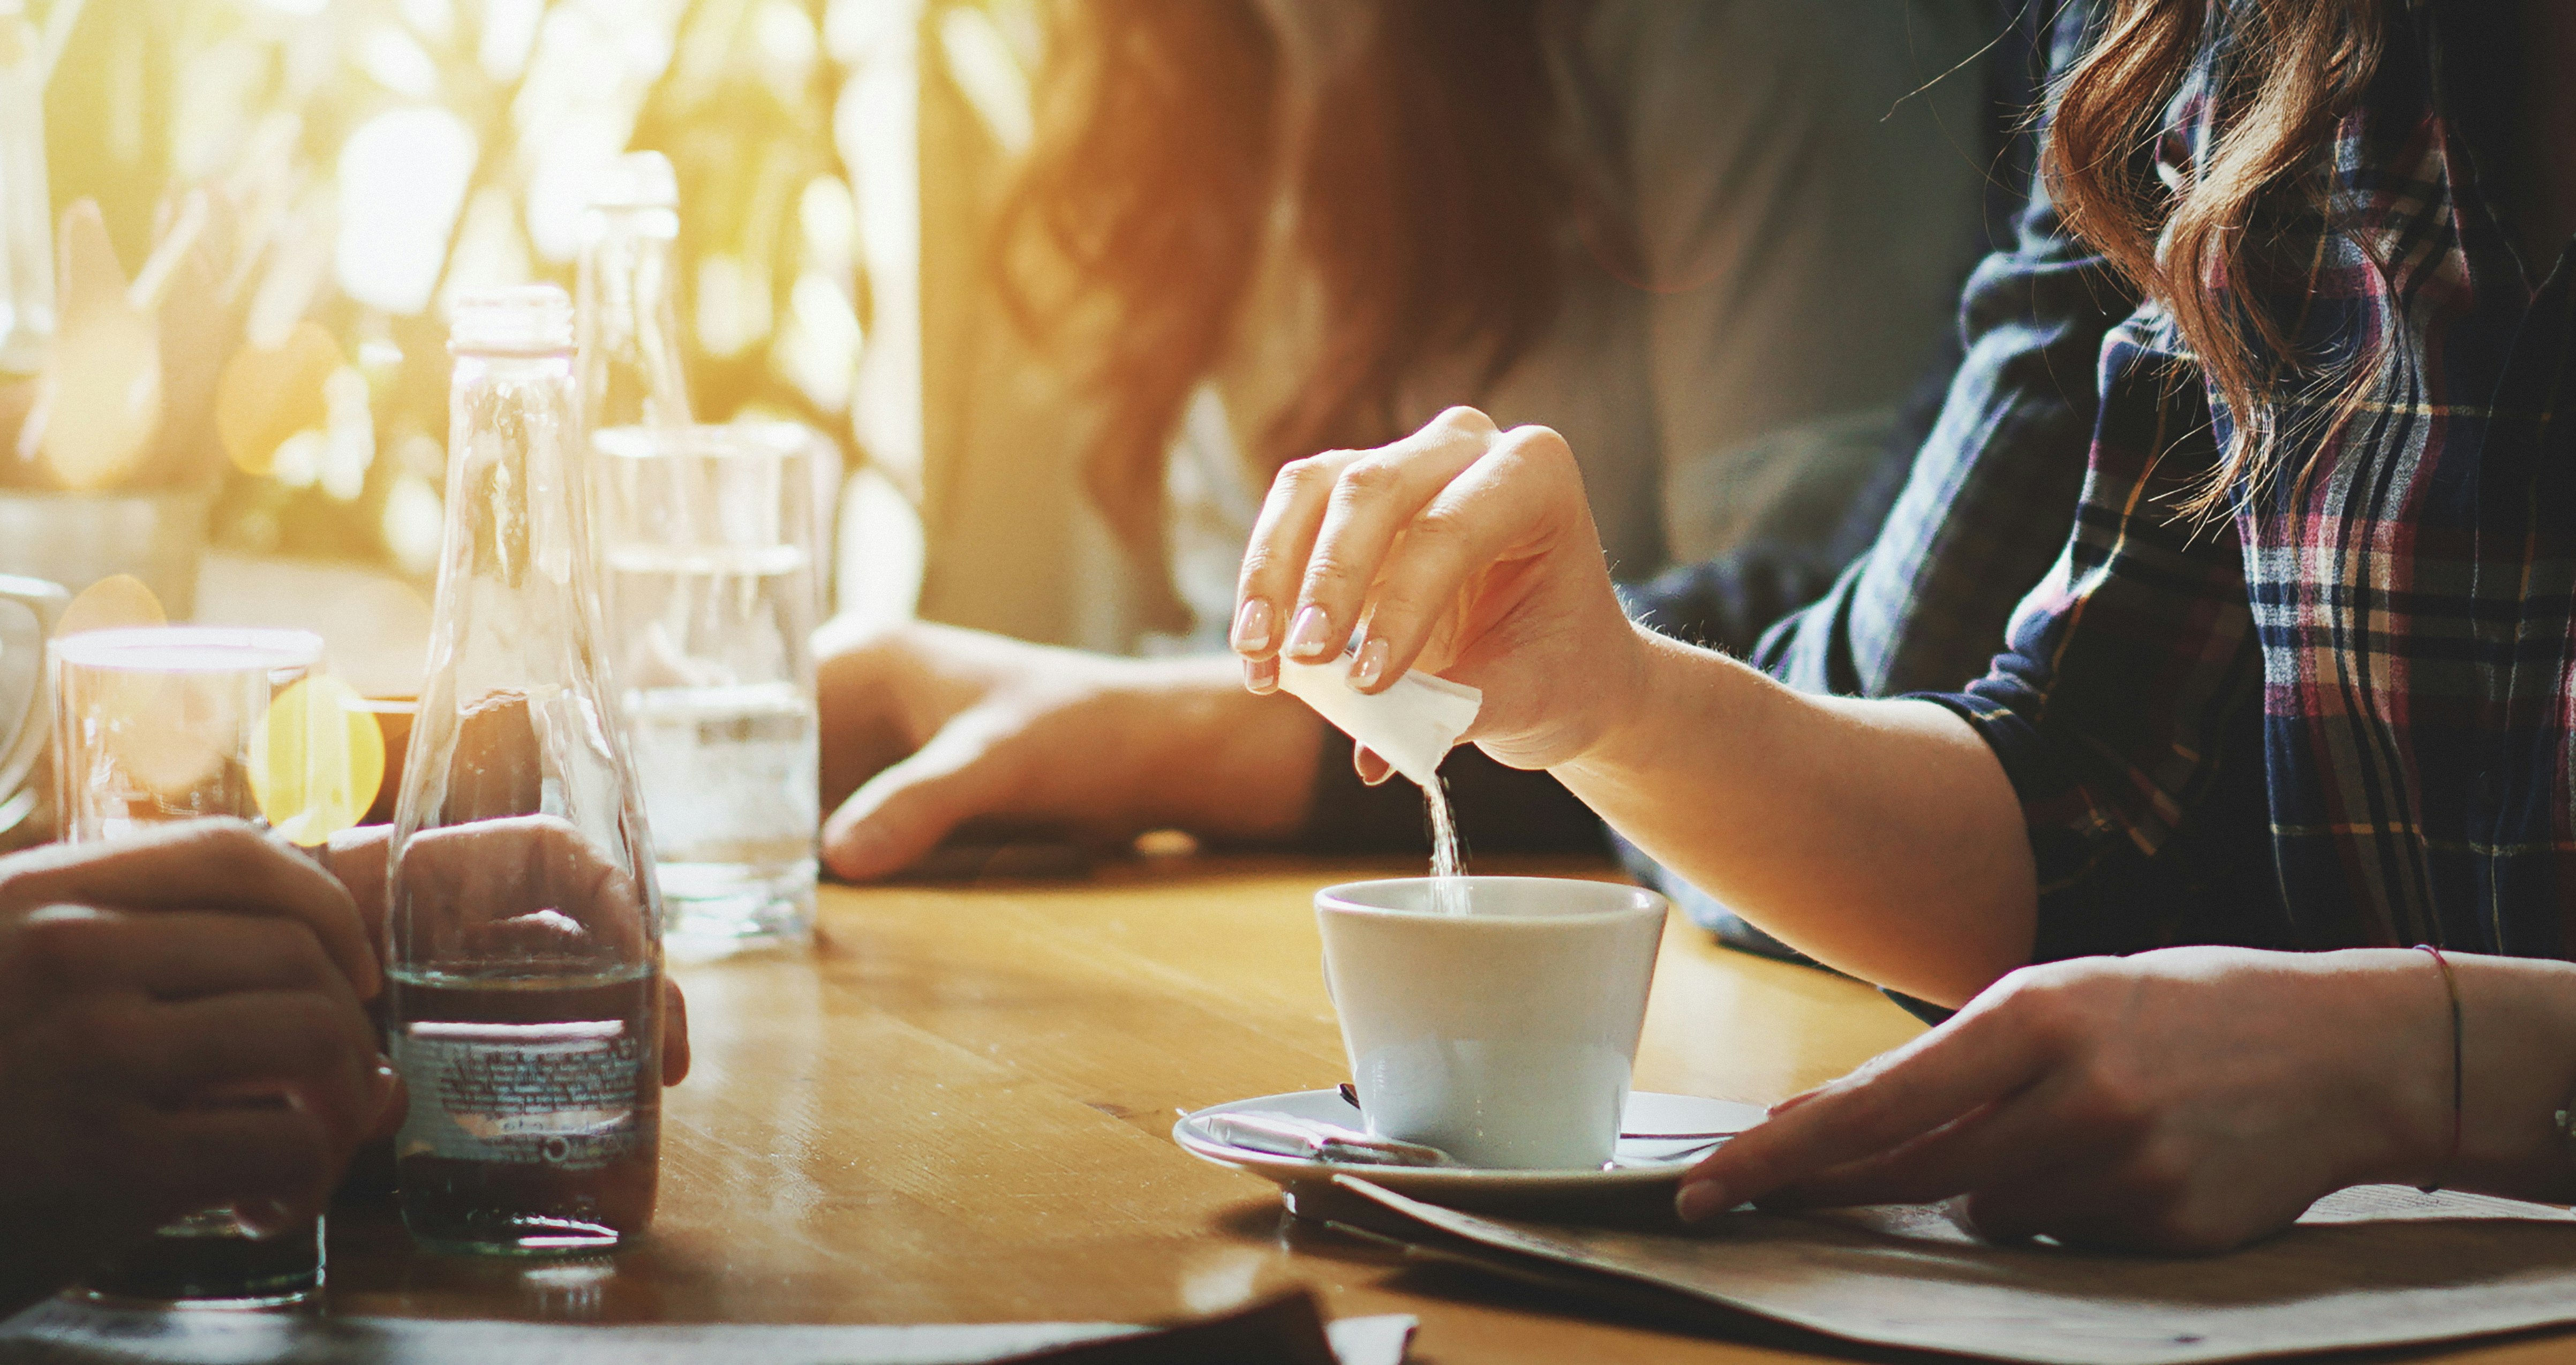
[313,853,1919,1360]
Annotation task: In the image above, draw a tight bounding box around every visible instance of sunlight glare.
[335,106,478,315]
[250,674,387,847]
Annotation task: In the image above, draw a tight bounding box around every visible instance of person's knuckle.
[1299,549,1368,598]
[1271,455,1336,500]
[1998,968,2082,1044]
[192,819,276,878]
[1433,405,1496,435]
[14,910,109,982]
[71,997,160,1075]
[277,993,356,1067]
[2117,1134,2196,1210]
[2066,1060,2156,1138]
[1492,423,1573,472]
[1406,502,1479,555]
[1334,456,1407,501]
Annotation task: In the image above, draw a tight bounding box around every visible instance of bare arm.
[1231,408,2033,1007]
[1563,633,2032,1006]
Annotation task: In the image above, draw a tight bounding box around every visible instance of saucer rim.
[1171,1088,1756,1190]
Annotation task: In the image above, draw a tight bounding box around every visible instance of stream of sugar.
[1424,775,1470,915]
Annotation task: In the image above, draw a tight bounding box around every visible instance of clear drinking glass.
[591,423,819,957]
[51,625,329,1307]
[386,285,664,1256]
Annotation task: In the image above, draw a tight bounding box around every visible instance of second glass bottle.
[386,284,664,1256]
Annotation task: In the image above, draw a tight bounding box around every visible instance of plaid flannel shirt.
[1925,0,2576,961]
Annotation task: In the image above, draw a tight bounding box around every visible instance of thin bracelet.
[2413,943,2464,1193]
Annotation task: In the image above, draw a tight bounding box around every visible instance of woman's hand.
[815,619,1321,880]
[1231,407,1648,771]
[1677,947,2458,1253]
[0,823,396,1308]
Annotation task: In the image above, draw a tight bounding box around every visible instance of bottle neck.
[577,212,691,433]
[442,348,593,609]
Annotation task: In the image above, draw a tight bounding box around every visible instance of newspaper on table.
[1319,1175,2576,1365]
[0,1292,1412,1365]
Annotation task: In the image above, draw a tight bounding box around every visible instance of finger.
[142,1105,341,1233]
[661,978,691,1087]
[390,816,647,959]
[111,992,381,1146]
[0,820,376,998]
[323,824,393,944]
[9,908,360,1010]
[1285,416,1493,666]
[1758,1070,2089,1211]
[1347,424,1580,689]
[819,721,1016,881]
[1675,1003,2050,1221]
[1236,448,1365,662]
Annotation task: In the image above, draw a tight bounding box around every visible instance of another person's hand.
[0,822,395,1308]
[1675,947,2456,1253]
[325,825,690,1087]
[1230,406,1646,772]
[815,618,1321,880]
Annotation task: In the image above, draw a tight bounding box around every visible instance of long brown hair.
[2044,0,2385,516]
[992,0,1584,591]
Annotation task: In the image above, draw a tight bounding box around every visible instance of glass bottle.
[386,285,664,1256]
[0,0,52,374]
[576,150,691,436]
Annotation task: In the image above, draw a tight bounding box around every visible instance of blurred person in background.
[819,0,1997,879]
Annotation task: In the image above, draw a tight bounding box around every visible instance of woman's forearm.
[1555,627,2036,1007]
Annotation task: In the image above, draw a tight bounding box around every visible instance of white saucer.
[1173,1089,1763,1212]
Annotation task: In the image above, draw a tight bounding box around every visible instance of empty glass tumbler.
[590,422,819,957]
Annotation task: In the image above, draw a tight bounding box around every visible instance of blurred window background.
[26,0,1053,625]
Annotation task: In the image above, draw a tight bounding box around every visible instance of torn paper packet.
[1276,659,1481,788]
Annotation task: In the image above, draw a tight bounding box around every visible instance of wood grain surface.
[315,855,2576,1363]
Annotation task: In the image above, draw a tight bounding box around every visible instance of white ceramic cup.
[1315,876,1668,1170]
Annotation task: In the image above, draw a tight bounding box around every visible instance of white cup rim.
[1315,875,1667,926]
[49,626,325,672]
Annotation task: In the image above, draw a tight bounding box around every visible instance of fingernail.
[1675,1179,1731,1224]
[372,1060,399,1110]
[1349,637,1388,690]
[1231,598,1274,653]
[1243,656,1278,694]
[1285,605,1336,660]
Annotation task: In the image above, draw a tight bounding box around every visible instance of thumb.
[820,723,1015,881]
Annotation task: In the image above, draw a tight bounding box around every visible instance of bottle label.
[393,1021,644,1170]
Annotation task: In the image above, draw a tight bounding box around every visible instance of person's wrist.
[1561,622,1692,776]
[2333,948,2460,1190]
[2447,955,2576,1197]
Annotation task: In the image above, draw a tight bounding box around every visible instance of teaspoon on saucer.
[1335,1081,1743,1141]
